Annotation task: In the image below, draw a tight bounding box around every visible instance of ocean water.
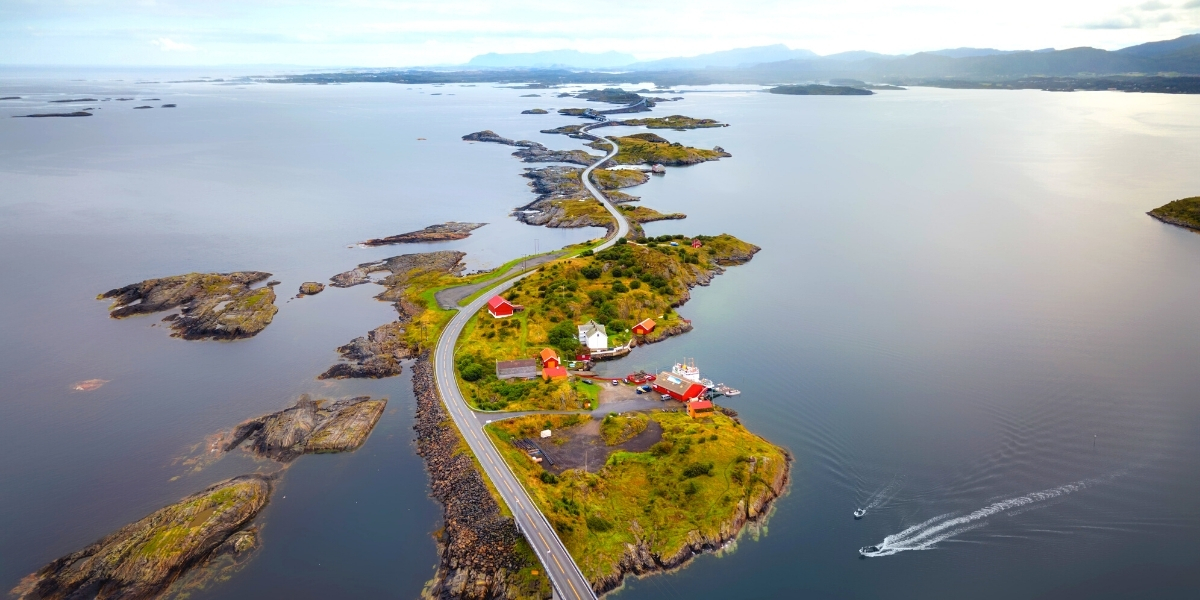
[2,74,1200,599]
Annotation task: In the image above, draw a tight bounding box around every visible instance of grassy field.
[486,410,788,585]
[453,234,758,411]
[1149,196,1200,231]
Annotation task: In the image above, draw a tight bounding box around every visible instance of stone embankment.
[100,271,278,340]
[225,395,387,462]
[592,453,790,594]
[11,475,271,600]
[411,357,545,600]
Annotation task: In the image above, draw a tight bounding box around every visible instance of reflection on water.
[2,77,1200,599]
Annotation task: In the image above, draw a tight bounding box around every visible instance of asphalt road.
[429,130,624,599]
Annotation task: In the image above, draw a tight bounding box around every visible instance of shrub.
[540,471,559,484]
[681,462,714,478]
[649,441,673,456]
[616,237,628,245]
[629,280,642,290]
[581,265,602,280]
[607,319,628,332]
[611,281,628,293]
[461,364,484,382]
[580,249,594,257]
[586,515,613,532]
[683,480,699,496]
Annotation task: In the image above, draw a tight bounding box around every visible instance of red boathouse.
[652,371,708,401]
[487,295,514,318]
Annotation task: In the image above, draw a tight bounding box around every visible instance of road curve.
[429,126,630,599]
[579,126,626,252]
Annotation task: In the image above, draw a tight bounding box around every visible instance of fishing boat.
[853,508,866,519]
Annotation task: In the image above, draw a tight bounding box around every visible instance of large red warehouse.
[652,371,708,401]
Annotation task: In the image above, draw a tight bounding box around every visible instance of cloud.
[150,37,197,52]
[1183,0,1200,8]
[1138,0,1169,10]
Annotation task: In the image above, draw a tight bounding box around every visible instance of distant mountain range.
[459,35,1200,80]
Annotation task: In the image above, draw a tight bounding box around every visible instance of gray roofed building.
[496,359,538,380]
[577,320,608,350]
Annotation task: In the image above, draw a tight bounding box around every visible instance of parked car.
[580,379,593,385]
[611,380,619,386]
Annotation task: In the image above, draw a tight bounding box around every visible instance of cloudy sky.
[2,0,1199,66]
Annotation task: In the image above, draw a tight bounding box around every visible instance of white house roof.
[578,320,607,337]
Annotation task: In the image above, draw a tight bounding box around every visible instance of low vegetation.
[591,133,729,166]
[1148,196,1200,232]
[486,410,788,587]
[454,234,758,411]
[600,413,649,445]
[619,115,726,130]
[591,168,650,190]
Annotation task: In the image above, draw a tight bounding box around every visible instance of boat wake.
[859,478,1101,557]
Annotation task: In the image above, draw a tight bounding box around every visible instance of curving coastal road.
[431,130,622,599]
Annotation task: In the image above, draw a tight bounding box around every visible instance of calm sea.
[2,72,1199,599]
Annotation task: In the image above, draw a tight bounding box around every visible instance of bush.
[540,471,559,484]
[586,515,613,532]
[461,364,484,381]
[580,249,594,257]
[681,462,715,478]
[607,319,628,333]
[548,321,581,354]
[616,237,628,245]
[683,480,699,496]
[581,265,602,279]
[649,441,673,456]
[629,280,641,290]
[611,281,628,293]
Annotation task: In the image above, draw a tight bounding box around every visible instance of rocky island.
[1148,196,1200,232]
[16,111,93,118]
[589,133,731,166]
[99,271,278,340]
[768,84,874,96]
[618,115,726,130]
[462,130,601,166]
[225,395,387,461]
[12,475,271,600]
[362,221,486,246]
[521,108,549,114]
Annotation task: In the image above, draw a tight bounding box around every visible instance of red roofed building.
[539,348,561,370]
[487,295,514,318]
[687,400,715,418]
[691,239,702,248]
[542,366,568,380]
[633,318,656,336]
[653,371,708,401]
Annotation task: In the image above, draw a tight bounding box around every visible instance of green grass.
[600,413,648,445]
[1149,196,1200,231]
[486,411,788,585]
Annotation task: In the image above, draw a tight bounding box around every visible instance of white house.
[577,320,608,350]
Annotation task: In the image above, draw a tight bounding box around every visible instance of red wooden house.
[539,348,561,370]
[691,239,702,249]
[487,295,514,318]
[633,318,656,336]
[687,400,715,419]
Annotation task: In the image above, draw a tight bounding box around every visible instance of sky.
[2,0,1199,67]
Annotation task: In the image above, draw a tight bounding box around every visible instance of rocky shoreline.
[225,395,387,462]
[411,357,546,600]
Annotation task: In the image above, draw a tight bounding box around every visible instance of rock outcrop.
[17,111,93,118]
[329,251,465,289]
[363,222,486,246]
[11,475,271,600]
[520,109,548,114]
[298,282,325,295]
[412,358,545,600]
[319,319,413,379]
[225,396,387,462]
[99,272,278,340]
[462,130,600,166]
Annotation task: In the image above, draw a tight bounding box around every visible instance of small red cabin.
[487,295,514,318]
[687,400,715,419]
[539,348,560,370]
[633,318,656,336]
[691,239,702,249]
